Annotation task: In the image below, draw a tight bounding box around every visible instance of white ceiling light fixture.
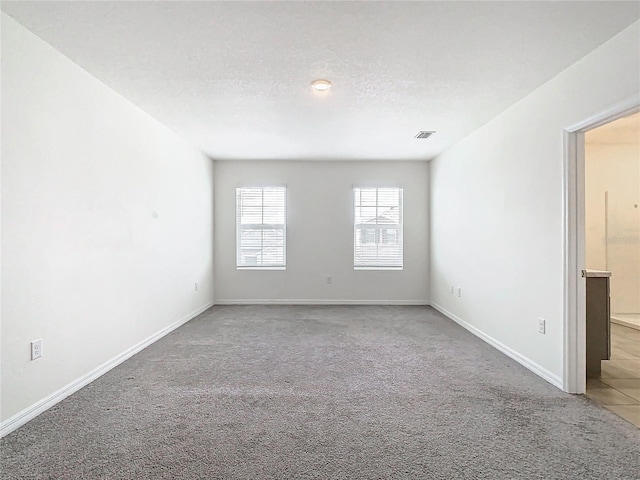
[311,79,331,92]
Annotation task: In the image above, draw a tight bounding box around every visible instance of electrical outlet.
[538,318,546,334]
[31,339,42,360]
[327,276,332,284]
[195,282,198,291]
[457,287,462,298]
[450,285,454,294]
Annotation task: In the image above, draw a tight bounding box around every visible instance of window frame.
[353,187,404,271]
[236,186,287,270]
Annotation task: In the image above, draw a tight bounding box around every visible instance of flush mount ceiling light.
[311,79,332,92]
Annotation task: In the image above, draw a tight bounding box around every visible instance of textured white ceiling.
[2,1,639,161]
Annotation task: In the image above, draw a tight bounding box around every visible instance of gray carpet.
[1,305,639,479]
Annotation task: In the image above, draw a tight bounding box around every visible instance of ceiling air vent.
[415,131,435,139]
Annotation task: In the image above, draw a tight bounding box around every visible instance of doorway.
[563,94,639,427]
[583,112,640,427]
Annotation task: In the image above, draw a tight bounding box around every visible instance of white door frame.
[562,94,640,394]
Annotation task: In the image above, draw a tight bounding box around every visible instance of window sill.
[237,266,286,271]
[354,267,403,271]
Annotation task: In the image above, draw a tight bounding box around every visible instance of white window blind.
[236,187,286,269]
[354,187,403,269]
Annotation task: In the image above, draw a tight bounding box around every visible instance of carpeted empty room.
[2,305,639,479]
[3,2,640,479]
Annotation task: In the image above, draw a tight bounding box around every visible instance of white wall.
[1,15,215,427]
[214,161,429,304]
[585,142,640,314]
[429,21,640,387]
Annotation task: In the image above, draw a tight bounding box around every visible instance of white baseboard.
[214,299,429,306]
[0,302,214,438]
[610,315,640,331]
[430,303,564,390]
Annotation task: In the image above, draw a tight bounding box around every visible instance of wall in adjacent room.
[214,160,429,304]
[429,21,640,388]
[585,122,640,314]
[1,14,215,430]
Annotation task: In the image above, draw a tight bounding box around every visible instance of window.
[236,187,286,269]
[354,187,403,269]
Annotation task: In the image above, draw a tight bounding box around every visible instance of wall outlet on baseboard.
[194,282,198,291]
[31,339,42,360]
[538,318,546,334]
[457,287,462,298]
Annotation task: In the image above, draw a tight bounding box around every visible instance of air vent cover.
[415,131,435,139]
